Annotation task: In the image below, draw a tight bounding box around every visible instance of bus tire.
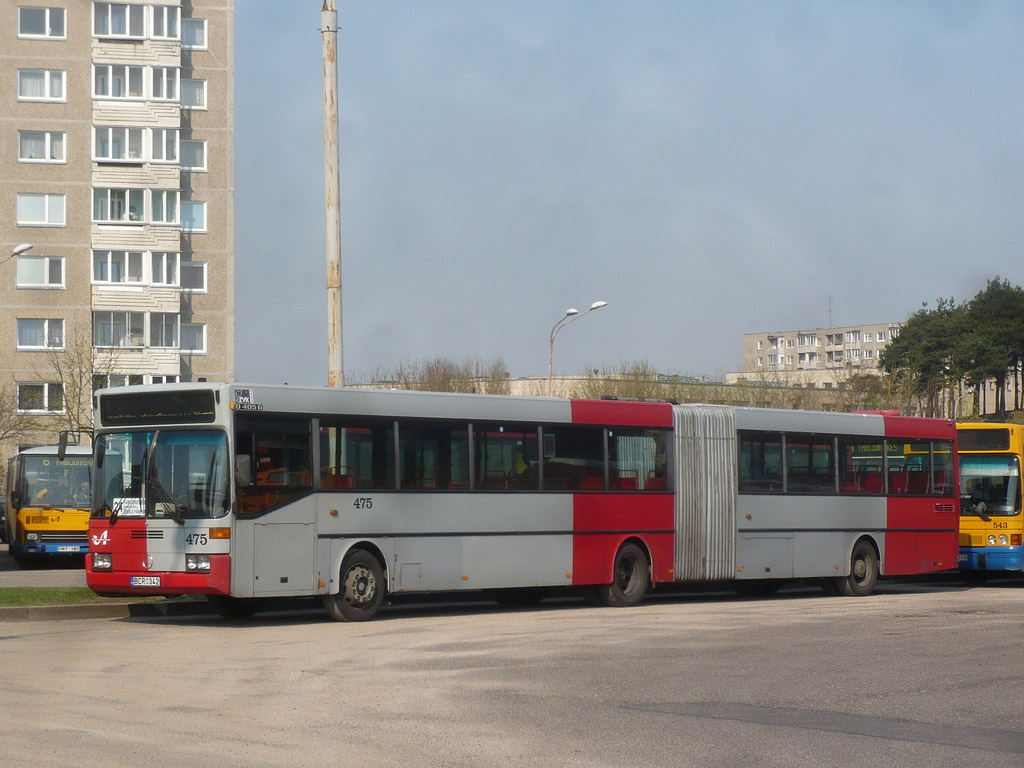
[323,549,385,621]
[595,543,650,607]
[834,540,878,597]
[208,595,261,619]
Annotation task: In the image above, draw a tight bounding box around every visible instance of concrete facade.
[1,0,234,455]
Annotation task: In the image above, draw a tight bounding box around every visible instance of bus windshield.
[960,454,1022,516]
[93,430,230,521]
[20,455,93,509]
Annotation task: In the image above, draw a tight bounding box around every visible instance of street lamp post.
[548,300,608,396]
[3,243,33,266]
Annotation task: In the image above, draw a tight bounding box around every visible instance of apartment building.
[728,323,902,388]
[1,1,234,449]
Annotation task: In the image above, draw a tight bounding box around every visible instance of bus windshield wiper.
[968,500,991,522]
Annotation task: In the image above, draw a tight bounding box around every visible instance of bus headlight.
[25,532,39,542]
[93,553,112,571]
[999,535,1009,546]
[186,554,210,572]
[988,535,997,545]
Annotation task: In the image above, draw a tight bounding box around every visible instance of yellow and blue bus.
[957,423,1023,575]
[4,446,93,566]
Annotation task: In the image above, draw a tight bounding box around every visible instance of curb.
[0,599,213,622]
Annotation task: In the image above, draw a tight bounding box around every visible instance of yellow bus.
[957,423,1023,576]
[3,446,93,566]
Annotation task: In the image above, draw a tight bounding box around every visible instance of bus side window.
[235,417,312,515]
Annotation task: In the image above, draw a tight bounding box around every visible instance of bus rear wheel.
[323,549,385,621]
[595,543,650,607]
[834,540,878,597]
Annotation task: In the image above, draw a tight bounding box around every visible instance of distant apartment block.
[728,323,902,388]
[1,1,234,449]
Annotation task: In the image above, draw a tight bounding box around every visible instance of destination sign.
[100,390,217,426]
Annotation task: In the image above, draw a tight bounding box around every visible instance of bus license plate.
[57,546,80,552]
[131,576,161,587]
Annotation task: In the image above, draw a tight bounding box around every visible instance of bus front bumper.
[958,546,1024,572]
[86,554,231,596]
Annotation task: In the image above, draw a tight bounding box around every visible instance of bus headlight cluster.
[25,532,38,542]
[987,535,1010,546]
[93,553,112,571]
[186,554,210,572]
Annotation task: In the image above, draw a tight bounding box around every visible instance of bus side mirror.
[235,455,252,487]
[10,491,20,510]
[58,431,68,461]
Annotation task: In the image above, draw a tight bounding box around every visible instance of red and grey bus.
[85,383,959,619]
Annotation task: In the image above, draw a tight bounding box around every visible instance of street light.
[3,243,33,266]
[548,300,608,395]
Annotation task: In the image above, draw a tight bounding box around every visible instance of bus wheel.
[834,540,878,597]
[595,543,650,607]
[207,595,260,619]
[323,549,385,621]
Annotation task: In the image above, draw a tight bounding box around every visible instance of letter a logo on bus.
[91,530,109,548]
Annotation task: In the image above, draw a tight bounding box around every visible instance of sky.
[234,1,1024,386]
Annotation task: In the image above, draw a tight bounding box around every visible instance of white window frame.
[180,139,206,171]
[92,310,145,348]
[18,7,66,39]
[151,190,180,225]
[180,323,206,354]
[180,201,207,232]
[151,67,180,101]
[181,79,207,110]
[17,382,64,414]
[94,374,145,391]
[93,63,144,99]
[152,5,180,39]
[149,313,180,349]
[18,130,65,163]
[151,252,180,286]
[180,262,207,293]
[181,17,207,50]
[93,2,146,39]
[16,318,64,350]
[17,193,65,226]
[92,250,144,285]
[92,188,145,224]
[93,126,145,163]
[149,374,181,385]
[18,69,65,102]
[16,254,64,289]
[151,127,179,163]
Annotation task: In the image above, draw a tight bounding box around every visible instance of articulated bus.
[85,383,959,620]
[957,422,1024,576]
[3,446,93,565]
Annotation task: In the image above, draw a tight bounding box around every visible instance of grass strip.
[0,587,162,608]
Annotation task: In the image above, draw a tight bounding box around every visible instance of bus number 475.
[186,533,208,546]
[353,498,373,510]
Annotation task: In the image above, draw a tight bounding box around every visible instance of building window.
[18,130,65,162]
[756,340,764,350]
[151,190,179,224]
[17,318,64,350]
[181,79,206,109]
[889,327,900,339]
[94,126,144,162]
[18,6,66,38]
[152,6,180,39]
[18,69,65,101]
[92,250,143,284]
[180,140,206,171]
[17,254,63,288]
[151,67,179,100]
[181,18,207,49]
[93,311,145,348]
[150,313,179,348]
[149,375,180,385]
[93,188,144,223]
[844,330,861,343]
[847,348,861,360]
[17,382,63,413]
[93,2,146,38]
[17,193,65,226]
[93,374,144,391]
[151,128,179,163]
[93,64,144,99]
[180,262,206,293]
[181,201,206,232]
[151,252,179,285]
[181,324,206,353]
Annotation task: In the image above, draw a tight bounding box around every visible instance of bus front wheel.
[323,549,385,621]
[595,543,650,607]
[834,540,878,597]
